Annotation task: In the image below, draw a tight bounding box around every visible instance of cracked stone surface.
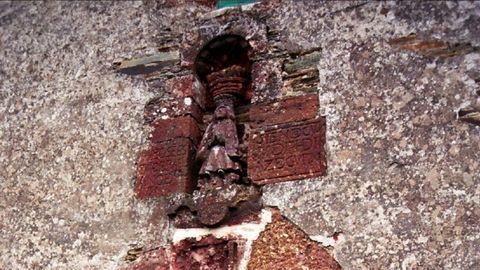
[1,1,479,269]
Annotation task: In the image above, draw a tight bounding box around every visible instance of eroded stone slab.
[249,94,320,128]
[136,116,201,198]
[282,51,321,94]
[248,209,341,270]
[114,52,180,75]
[172,236,241,270]
[150,116,201,145]
[248,119,326,185]
[136,138,197,198]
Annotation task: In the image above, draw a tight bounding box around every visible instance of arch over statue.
[193,35,251,193]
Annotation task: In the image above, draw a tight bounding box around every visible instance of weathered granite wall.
[1,1,479,269]
[0,1,164,269]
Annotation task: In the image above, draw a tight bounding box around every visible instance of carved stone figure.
[167,42,262,227]
[196,65,246,190]
[196,103,241,189]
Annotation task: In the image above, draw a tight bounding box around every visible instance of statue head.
[214,105,235,121]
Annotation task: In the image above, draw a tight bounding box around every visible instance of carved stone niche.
[167,34,262,228]
[128,6,333,269]
[136,9,326,228]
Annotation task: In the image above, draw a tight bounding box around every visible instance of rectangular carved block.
[136,138,197,198]
[249,94,319,128]
[136,116,201,198]
[151,116,201,145]
[248,119,326,185]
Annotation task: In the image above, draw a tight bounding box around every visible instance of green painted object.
[217,0,256,9]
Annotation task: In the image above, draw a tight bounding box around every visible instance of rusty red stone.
[136,114,202,198]
[206,65,248,100]
[197,194,230,226]
[195,66,248,193]
[136,137,197,198]
[172,236,241,270]
[196,104,242,189]
[248,210,341,270]
[248,118,327,185]
[249,94,320,128]
[158,36,265,227]
[124,248,169,270]
[136,116,202,198]
[151,116,202,146]
[226,199,262,226]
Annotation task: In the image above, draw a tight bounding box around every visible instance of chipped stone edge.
[172,208,273,270]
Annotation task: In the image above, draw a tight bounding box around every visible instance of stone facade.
[1,1,480,269]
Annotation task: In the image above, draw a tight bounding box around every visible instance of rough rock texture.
[262,1,480,269]
[1,1,480,269]
[248,209,341,270]
[0,1,168,269]
[172,236,240,270]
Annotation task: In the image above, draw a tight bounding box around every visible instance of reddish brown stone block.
[151,116,201,146]
[136,137,197,198]
[249,94,319,128]
[172,236,241,270]
[180,46,197,68]
[248,119,326,185]
[136,116,201,198]
[248,209,342,270]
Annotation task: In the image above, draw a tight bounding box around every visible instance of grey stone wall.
[1,1,479,269]
[264,2,480,269]
[1,1,164,269]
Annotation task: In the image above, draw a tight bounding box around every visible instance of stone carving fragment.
[196,66,246,190]
[167,35,263,227]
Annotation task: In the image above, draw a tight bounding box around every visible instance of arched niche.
[193,34,252,109]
